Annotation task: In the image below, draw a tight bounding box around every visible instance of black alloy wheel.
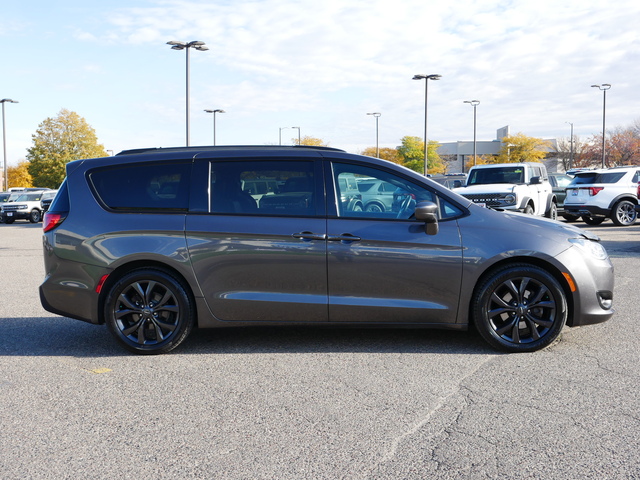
[472,264,567,352]
[104,269,195,354]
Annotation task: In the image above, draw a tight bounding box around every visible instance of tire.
[104,269,195,354]
[365,202,384,213]
[545,202,558,220]
[582,215,605,225]
[561,214,579,222]
[472,264,567,352]
[29,209,41,223]
[610,200,637,226]
[523,204,534,215]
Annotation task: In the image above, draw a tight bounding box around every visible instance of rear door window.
[209,160,318,216]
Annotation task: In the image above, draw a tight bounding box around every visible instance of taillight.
[43,212,67,232]
[587,187,604,196]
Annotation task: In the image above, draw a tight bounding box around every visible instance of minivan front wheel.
[610,200,637,226]
[104,269,195,354]
[472,264,567,352]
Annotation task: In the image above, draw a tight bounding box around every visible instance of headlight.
[569,238,608,260]
[504,194,516,204]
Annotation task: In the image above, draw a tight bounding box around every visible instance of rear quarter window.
[89,162,191,212]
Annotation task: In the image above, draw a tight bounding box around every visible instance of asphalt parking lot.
[1,221,639,479]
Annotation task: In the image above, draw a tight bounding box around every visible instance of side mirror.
[530,176,541,185]
[452,180,462,188]
[414,201,439,235]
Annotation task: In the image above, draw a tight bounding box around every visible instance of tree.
[7,161,33,188]
[607,128,640,166]
[465,154,497,171]
[27,109,107,188]
[495,133,552,163]
[360,147,403,164]
[295,135,327,147]
[397,136,445,175]
[555,135,588,171]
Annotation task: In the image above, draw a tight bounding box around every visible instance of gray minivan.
[40,146,614,354]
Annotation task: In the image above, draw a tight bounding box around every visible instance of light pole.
[1,98,18,192]
[591,83,611,168]
[366,112,381,158]
[204,109,225,145]
[413,74,441,176]
[167,40,209,146]
[291,126,301,145]
[279,127,289,145]
[566,121,574,170]
[463,100,480,171]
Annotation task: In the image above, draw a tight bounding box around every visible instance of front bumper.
[0,210,29,221]
[555,244,615,327]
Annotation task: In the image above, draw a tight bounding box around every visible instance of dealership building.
[437,126,560,174]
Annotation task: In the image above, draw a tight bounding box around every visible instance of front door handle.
[327,233,361,243]
[292,231,326,241]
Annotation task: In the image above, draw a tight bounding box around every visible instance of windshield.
[467,167,524,186]
[14,193,42,202]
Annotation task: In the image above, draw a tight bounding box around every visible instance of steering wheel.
[396,196,416,219]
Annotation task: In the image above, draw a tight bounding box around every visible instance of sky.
[2,0,640,167]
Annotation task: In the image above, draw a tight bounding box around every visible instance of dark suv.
[40,146,614,354]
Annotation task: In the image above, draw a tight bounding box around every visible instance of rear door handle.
[292,231,326,241]
[327,233,361,243]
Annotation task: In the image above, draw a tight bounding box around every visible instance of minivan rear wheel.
[472,264,567,352]
[104,269,195,354]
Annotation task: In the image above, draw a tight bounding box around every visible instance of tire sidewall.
[104,269,194,354]
[473,264,567,352]
[611,200,637,226]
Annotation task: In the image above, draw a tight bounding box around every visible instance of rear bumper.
[564,205,610,217]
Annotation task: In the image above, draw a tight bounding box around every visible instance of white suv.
[564,166,640,226]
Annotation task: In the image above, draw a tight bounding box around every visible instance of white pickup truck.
[453,162,557,219]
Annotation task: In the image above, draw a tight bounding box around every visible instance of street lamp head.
[367,112,381,117]
[167,40,208,51]
[205,109,226,114]
[413,74,442,81]
[592,84,612,90]
[0,99,19,104]
[464,100,480,106]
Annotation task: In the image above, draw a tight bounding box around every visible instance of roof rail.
[116,145,346,156]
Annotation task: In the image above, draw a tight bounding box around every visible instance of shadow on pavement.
[0,316,495,357]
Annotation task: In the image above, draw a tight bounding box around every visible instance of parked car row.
[0,189,57,224]
[430,166,639,227]
[563,166,640,226]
